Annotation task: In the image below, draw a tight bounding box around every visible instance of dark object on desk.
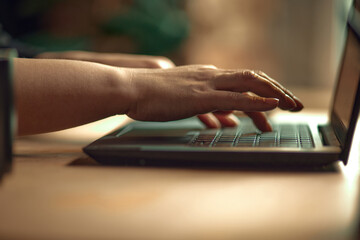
[0,24,43,58]
[0,49,17,178]
[84,2,360,168]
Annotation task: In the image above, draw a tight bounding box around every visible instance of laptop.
[84,2,360,167]
[0,48,17,177]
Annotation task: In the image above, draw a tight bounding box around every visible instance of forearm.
[36,51,175,69]
[37,51,117,65]
[13,59,303,136]
[14,58,131,136]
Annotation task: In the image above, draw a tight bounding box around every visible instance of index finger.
[255,71,303,111]
[244,111,272,132]
[212,70,297,111]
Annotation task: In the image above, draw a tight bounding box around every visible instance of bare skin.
[36,51,176,69]
[14,52,303,136]
[36,51,244,129]
[35,51,303,129]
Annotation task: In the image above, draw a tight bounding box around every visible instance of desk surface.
[1,108,360,240]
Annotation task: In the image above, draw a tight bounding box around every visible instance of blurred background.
[0,0,353,99]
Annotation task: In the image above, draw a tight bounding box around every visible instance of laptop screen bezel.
[331,3,360,164]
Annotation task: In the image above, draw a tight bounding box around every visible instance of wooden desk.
[0,110,359,240]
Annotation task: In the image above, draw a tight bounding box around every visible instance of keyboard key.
[235,142,254,147]
[279,143,299,148]
[193,141,213,147]
[189,122,314,149]
[214,142,233,147]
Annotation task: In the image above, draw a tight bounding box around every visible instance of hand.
[36,51,242,128]
[123,65,303,132]
[37,52,303,131]
[197,70,304,131]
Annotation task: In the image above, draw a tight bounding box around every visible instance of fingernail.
[265,98,279,106]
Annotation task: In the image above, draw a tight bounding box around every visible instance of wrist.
[107,67,136,116]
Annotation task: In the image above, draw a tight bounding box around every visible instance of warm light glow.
[32,115,131,143]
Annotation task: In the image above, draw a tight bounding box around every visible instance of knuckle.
[223,92,258,111]
[226,92,243,103]
[238,70,259,87]
[241,70,257,80]
[249,95,264,103]
[243,94,264,107]
[192,68,218,82]
[254,70,265,75]
[193,82,213,94]
[255,70,268,79]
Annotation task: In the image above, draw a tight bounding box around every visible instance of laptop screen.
[331,1,360,158]
[333,24,360,130]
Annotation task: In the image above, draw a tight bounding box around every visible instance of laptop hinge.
[318,125,341,147]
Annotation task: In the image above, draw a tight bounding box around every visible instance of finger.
[209,91,279,112]
[213,70,297,110]
[197,113,221,128]
[213,110,234,115]
[213,112,240,127]
[244,111,272,132]
[255,71,304,111]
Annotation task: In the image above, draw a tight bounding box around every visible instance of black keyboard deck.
[189,123,314,148]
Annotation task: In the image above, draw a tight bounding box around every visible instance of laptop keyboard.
[189,123,314,148]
